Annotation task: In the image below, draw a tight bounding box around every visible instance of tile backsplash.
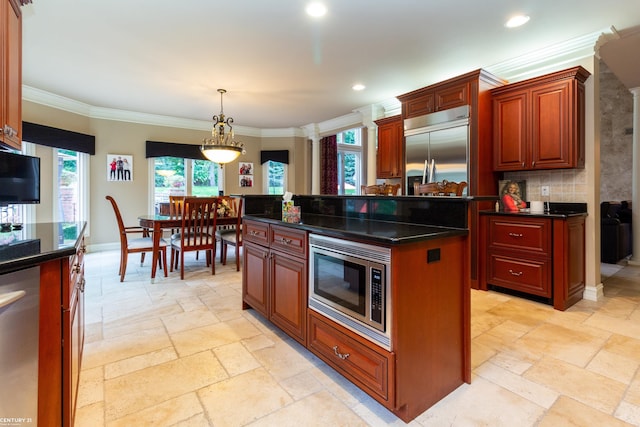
[504,169,588,203]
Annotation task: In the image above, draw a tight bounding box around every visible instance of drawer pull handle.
[249,230,261,236]
[332,345,350,360]
[508,269,523,277]
[508,232,523,238]
[279,237,292,245]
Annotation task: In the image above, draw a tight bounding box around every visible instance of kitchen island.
[242,195,470,422]
[0,222,86,427]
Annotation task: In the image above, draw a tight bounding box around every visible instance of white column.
[627,87,640,265]
[303,123,321,195]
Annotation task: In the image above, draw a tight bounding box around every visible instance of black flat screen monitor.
[0,151,41,205]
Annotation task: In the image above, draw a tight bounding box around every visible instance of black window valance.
[260,150,289,165]
[22,122,96,155]
[145,140,207,161]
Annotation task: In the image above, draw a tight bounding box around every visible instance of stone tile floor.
[76,251,640,426]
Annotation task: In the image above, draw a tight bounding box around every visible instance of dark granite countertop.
[0,222,86,275]
[244,213,468,244]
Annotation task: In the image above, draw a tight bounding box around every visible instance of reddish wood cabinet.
[491,66,590,171]
[375,115,403,179]
[400,80,470,119]
[39,230,86,427]
[480,213,586,310]
[243,219,308,345]
[1,0,22,150]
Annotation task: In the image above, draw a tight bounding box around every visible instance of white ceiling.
[20,1,640,130]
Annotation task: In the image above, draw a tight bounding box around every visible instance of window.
[152,157,222,210]
[337,128,362,195]
[263,160,287,194]
[52,148,90,237]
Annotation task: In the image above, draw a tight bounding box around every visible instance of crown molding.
[22,85,302,139]
[485,28,611,82]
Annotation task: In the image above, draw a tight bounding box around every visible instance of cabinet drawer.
[487,217,551,255]
[270,225,307,257]
[243,219,269,245]
[308,311,393,403]
[487,253,551,297]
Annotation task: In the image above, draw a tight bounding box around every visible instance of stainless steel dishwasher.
[0,266,40,426]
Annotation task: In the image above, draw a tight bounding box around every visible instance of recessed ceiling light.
[352,84,366,91]
[505,15,530,28]
[306,2,327,17]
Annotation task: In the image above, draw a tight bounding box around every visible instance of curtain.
[22,122,96,155]
[145,140,208,160]
[260,150,289,164]
[320,135,337,194]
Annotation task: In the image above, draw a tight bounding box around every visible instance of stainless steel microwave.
[308,234,392,350]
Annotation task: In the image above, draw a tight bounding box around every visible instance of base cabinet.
[39,231,86,427]
[242,220,307,345]
[481,213,585,310]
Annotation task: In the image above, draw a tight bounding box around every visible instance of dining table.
[138,214,239,281]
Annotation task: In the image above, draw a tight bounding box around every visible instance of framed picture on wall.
[240,175,253,187]
[107,154,133,182]
[239,162,253,175]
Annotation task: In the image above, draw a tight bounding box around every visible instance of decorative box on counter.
[282,201,301,223]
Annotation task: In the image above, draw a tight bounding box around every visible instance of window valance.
[145,141,207,161]
[260,150,289,164]
[22,122,96,155]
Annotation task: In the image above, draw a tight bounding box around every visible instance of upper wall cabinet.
[399,80,469,119]
[491,66,590,172]
[375,115,403,179]
[1,0,23,150]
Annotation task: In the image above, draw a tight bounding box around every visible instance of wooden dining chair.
[413,182,443,196]
[216,197,243,271]
[361,184,384,195]
[170,196,218,279]
[383,183,401,195]
[440,180,467,196]
[105,195,168,282]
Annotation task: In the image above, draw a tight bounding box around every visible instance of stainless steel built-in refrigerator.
[404,105,470,195]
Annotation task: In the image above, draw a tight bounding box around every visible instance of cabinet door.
[435,82,468,111]
[530,80,572,169]
[1,0,22,149]
[376,116,403,179]
[270,250,307,345]
[493,90,527,171]
[242,241,269,316]
[403,91,434,118]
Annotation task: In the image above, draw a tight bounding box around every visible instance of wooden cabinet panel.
[243,219,269,246]
[435,82,468,111]
[487,217,551,255]
[1,0,22,149]
[375,115,403,179]
[242,241,269,316]
[270,224,307,257]
[404,92,434,118]
[491,66,589,171]
[243,221,308,344]
[487,253,551,297]
[308,311,393,403]
[492,91,527,170]
[270,251,307,343]
[481,213,585,310]
[531,81,572,168]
